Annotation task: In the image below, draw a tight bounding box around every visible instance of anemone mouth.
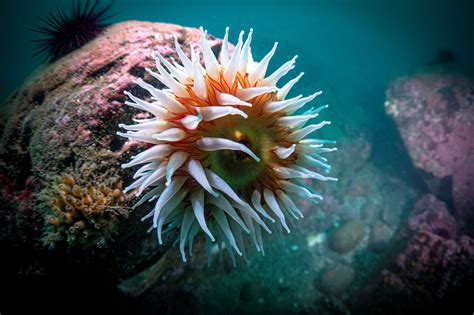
[118,27,337,263]
[206,121,268,191]
[203,107,294,191]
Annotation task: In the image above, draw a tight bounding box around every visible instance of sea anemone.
[118,27,337,263]
[30,0,113,62]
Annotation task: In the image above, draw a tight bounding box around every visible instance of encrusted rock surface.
[385,72,474,222]
[0,21,223,283]
[350,194,474,314]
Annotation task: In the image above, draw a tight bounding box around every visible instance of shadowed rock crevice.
[128,65,147,78]
[90,61,117,78]
[32,91,45,105]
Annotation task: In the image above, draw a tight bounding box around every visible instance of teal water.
[1,0,473,124]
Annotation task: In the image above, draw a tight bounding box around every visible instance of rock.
[350,195,474,313]
[385,72,474,221]
[408,194,458,239]
[320,264,355,296]
[381,205,402,228]
[0,21,224,284]
[360,202,377,222]
[369,220,393,252]
[384,231,474,303]
[329,220,366,254]
[452,156,474,222]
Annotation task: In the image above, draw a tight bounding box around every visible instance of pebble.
[319,264,355,296]
[329,220,366,254]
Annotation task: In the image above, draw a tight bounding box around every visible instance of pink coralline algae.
[407,194,458,239]
[385,72,474,222]
[351,194,474,313]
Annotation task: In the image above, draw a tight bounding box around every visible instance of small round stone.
[329,219,366,254]
[369,220,393,252]
[319,264,355,296]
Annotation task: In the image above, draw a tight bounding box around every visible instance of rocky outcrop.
[351,194,474,314]
[0,21,223,283]
[385,72,474,222]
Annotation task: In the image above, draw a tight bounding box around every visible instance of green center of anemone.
[207,123,269,191]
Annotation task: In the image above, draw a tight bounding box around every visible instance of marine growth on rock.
[118,27,337,263]
[40,174,128,249]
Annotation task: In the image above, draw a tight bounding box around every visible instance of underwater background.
[1,0,473,314]
[2,0,474,123]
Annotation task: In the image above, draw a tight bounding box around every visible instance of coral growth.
[40,174,128,249]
